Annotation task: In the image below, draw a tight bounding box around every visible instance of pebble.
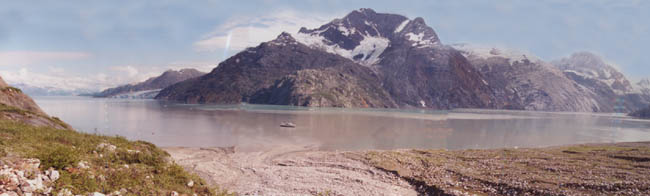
[57,188,73,196]
[187,180,194,187]
[77,161,90,169]
[0,158,60,195]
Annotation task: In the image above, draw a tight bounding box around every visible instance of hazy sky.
[0,0,648,90]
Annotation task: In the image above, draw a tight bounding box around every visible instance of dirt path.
[164,144,417,195]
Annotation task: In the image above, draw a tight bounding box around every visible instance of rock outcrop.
[0,158,61,195]
[0,76,46,115]
[0,75,69,129]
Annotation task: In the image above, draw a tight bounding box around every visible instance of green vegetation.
[1,86,22,93]
[0,118,231,195]
[0,103,70,129]
[0,103,29,115]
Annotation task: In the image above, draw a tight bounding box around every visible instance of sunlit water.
[33,96,650,150]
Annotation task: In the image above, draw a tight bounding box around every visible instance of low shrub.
[35,145,80,170]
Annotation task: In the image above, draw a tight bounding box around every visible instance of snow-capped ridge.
[552,51,634,95]
[294,8,443,65]
[451,44,541,64]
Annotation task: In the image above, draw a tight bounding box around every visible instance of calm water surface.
[34,96,650,150]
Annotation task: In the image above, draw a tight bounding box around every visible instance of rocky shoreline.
[166,142,650,195]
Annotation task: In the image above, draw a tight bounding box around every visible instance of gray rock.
[49,169,60,181]
[56,188,73,196]
[97,143,117,152]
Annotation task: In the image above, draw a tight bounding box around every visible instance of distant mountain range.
[92,69,205,98]
[10,83,95,97]
[155,8,649,112]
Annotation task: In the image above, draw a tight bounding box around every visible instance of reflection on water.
[34,96,650,150]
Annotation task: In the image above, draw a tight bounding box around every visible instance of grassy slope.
[0,106,230,195]
[354,143,650,195]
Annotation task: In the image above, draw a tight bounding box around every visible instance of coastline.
[166,142,650,195]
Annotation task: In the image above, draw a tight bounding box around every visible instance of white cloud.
[193,10,334,52]
[0,68,112,91]
[0,60,219,92]
[110,65,139,78]
[0,51,91,66]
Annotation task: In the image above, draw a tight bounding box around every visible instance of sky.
[0,0,648,91]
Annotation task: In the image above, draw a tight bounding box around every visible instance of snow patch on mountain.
[405,32,438,48]
[451,44,541,64]
[635,78,650,95]
[552,52,634,95]
[394,20,409,33]
[295,32,389,66]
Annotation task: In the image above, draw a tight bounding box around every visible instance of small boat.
[280,122,296,128]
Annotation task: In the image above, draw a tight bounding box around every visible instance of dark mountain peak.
[295,9,441,66]
[412,17,425,24]
[272,32,297,44]
[355,8,376,14]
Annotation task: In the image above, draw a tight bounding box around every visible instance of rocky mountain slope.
[158,8,649,112]
[94,68,204,98]
[1,77,45,115]
[1,76,69,129]
[552,52,650,112]
[157,33,397,108]
[453,45,601,112]
[158,9,503,109]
